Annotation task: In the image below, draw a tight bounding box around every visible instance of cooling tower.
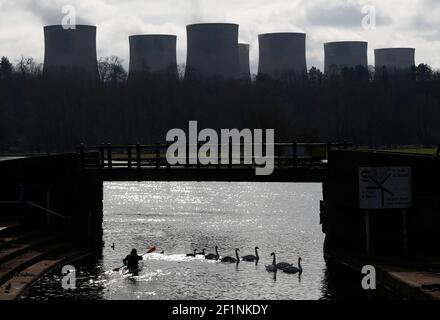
[258,33,307,78]
[185,23,240,79]
[129,35,178,79]
[43,25,98,79]
[375,48,415,73]
[324,41,368,73]
[238,43,250,79]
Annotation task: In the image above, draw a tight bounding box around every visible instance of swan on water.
[273,252,292,270]
[196,249,206,256]
[205,246,220,260]
[186,249,197,257]
[266,252,292,272]
[265,252,277,272]
[283,258,303,274]
[242,246,259,262]
[221,248,240,263]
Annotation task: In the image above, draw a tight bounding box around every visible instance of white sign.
[359,167,412,209]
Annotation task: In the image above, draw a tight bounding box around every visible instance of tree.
[308,67,323,85]
[416,63,433,82]
[0,56,13,80]
[15,55,42,77]
[98,56,127,86]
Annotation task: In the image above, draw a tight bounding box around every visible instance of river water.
[22,182,363,300]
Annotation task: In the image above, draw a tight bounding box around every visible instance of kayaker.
[123,248,143,271]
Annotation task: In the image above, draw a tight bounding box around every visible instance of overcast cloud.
[0,0,439,73]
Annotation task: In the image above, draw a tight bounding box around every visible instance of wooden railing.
[77,142,354,171]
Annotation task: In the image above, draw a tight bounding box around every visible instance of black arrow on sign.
[366,173,395,207]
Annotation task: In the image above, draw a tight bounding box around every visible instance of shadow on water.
[21,254,106,300]
[320,257,394,300]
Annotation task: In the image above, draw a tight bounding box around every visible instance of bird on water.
[221,248,240,263]
[205,246,220,260]
[266,252,293,272]
[282,258,303,274]
[186,249,198,257]
[242,246,259,262]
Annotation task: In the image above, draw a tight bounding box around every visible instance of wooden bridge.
[78,142,353,182]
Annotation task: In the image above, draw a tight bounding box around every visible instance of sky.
[0,0,439,73]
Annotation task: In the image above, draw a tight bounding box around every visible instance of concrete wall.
[324,41,368,74]
[129,35,178,79]
[43,25,98,79]
[185,23,240,80]
[258,33,307,78]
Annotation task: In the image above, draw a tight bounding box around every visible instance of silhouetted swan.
[221,248,240,263]
[242,246,259,262]
[274,252,292,270]
[196,249,206,256]
[266,252,292,271]
[283,258,303,274]
[160,250,164,254]
[205,246,219,260]
[266,252,277,272]
[186,249,197,257]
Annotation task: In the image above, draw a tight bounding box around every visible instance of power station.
[324,41,368,74]
[185,23,240,80]
[258,33,307,78]
[238,43,251,79]
[375,48,415,73]
[43,25,98,79]
[128,34,178,79]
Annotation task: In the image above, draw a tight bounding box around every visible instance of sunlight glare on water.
[101,182,325,300]
[23,182,328,300]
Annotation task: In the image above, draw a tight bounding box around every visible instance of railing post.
[229,141,233,170]
[156,144,161,169]
[79,143,85,171]
[197,142,201,170]
[128,145,132,169]
[185,142,190,168]
[166,142,171,170]
[292,142,298,170]
[100,143,105,169]
[277,143,282,168]
[136,143,141,171]
[107,143,112,170]
[327,141,332,159]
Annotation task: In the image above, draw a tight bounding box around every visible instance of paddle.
[112,246,156,272]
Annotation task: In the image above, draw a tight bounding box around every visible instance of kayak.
[122,261,144,276]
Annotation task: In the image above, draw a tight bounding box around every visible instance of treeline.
[0,55,439,153]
